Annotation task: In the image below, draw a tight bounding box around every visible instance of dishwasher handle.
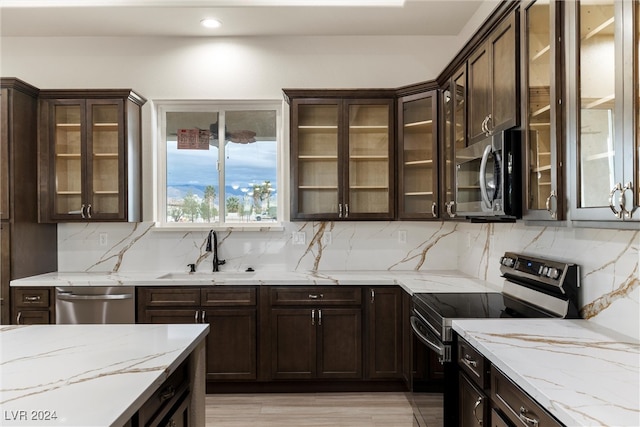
[57,292,133,301]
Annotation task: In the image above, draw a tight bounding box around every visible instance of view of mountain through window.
[161,105,279,225]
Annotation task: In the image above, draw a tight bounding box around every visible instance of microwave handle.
[479,144,493,210]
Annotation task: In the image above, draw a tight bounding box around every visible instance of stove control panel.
[500,252,575,285]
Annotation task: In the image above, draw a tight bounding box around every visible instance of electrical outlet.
[99,232,108,247]
[292,231,306,245]
[398,230,407,244]
[322,232,332,245]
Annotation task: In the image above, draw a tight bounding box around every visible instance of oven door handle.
[410,316,450,362]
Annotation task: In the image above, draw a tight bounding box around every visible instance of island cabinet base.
[132,338,206,427]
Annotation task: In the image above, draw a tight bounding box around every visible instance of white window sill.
[152,222,286,232]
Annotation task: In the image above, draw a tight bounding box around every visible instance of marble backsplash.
[57,221,639,339]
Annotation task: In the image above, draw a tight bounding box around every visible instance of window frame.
[154,99,284,230]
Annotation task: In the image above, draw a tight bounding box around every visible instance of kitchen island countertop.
[0,324,208,426]
[453,318,640,427]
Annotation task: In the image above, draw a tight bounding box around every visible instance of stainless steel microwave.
[455,129,521,220]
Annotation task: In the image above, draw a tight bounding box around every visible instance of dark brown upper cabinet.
[397,90,439,220]
[521,0,565,221]
[468,9,520,145]
[285,89,395,221]
[567,0,639,225]
[38,89,146,222]
[1,78,57,325]
[441,64,467,220]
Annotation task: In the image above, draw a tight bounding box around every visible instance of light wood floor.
[205,392,442,427]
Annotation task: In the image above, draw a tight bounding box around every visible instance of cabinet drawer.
[458,337,489,389]
[138,287,200,307]
[15,310,50,325]
[13,288,50,308]
[201,287,256,306]
[491,365,564,427]
[270,287,362,306]
[137,360,189,427]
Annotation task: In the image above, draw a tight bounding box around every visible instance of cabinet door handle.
[473,396,483,426]
[86,204,92,219]
[370,289,375,304]
[194,310,200,323]
[446,201,456,218]
[462,354,478,368]
[545,190,557,219]
[338,203,343,218]
[16,312,22,324]
[344,203,349,218]
[485,114,492,135]
[519,406,539,426]
[622,182,635,219]
[318,309,322,326]
[80,204,86,219]
[201,310,206,322]
[431,202,437,217]
[311,309,315,326]
[159,385,175,402]
[608,182,624,219]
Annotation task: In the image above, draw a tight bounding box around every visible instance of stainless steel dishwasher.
[55,286,135,324]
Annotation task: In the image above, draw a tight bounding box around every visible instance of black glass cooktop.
[413,292,553,321]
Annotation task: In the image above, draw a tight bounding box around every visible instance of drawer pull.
[308,294,323,299]
[519,406,539,426]
[24,295,42,302]
[159,386,175,402]
[462,354,478,368]
[473,396,483,426]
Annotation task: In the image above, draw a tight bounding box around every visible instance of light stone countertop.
[0,324,209,427]
[9,269,503,295]
[453,318,640,427]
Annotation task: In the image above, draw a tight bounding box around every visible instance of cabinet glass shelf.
[405,160,433,166]
[583,16,614,40]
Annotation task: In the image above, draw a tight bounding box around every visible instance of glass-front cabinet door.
[398,91,438,219]
[443,65,468,219]
[290,99,341,219]
[568,0,638,224]
[288,92,394,221]
[88,100,124,218]
[346,100,394,219]
[39,89,145,223]
[522,0,564,220]
[53,101,85,218]
[51,99,124,220]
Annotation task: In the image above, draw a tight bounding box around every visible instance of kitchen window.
[156,101,281,228]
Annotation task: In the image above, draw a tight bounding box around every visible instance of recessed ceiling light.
[200,18,222,29]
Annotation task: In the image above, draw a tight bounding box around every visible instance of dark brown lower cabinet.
[206,308,256,381]
[11,287,54,324]
[136,359,190,427]
[270,307,362,380]
[491,365,563,427]
[137,287,257,381]
[366,287,402,379]
[459,372,489,427]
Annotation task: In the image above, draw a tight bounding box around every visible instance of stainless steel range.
[410,252,580,427]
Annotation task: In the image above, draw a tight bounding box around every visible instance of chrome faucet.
[206,230,226,272]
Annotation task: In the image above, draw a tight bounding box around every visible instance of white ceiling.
[0,0,486,37]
